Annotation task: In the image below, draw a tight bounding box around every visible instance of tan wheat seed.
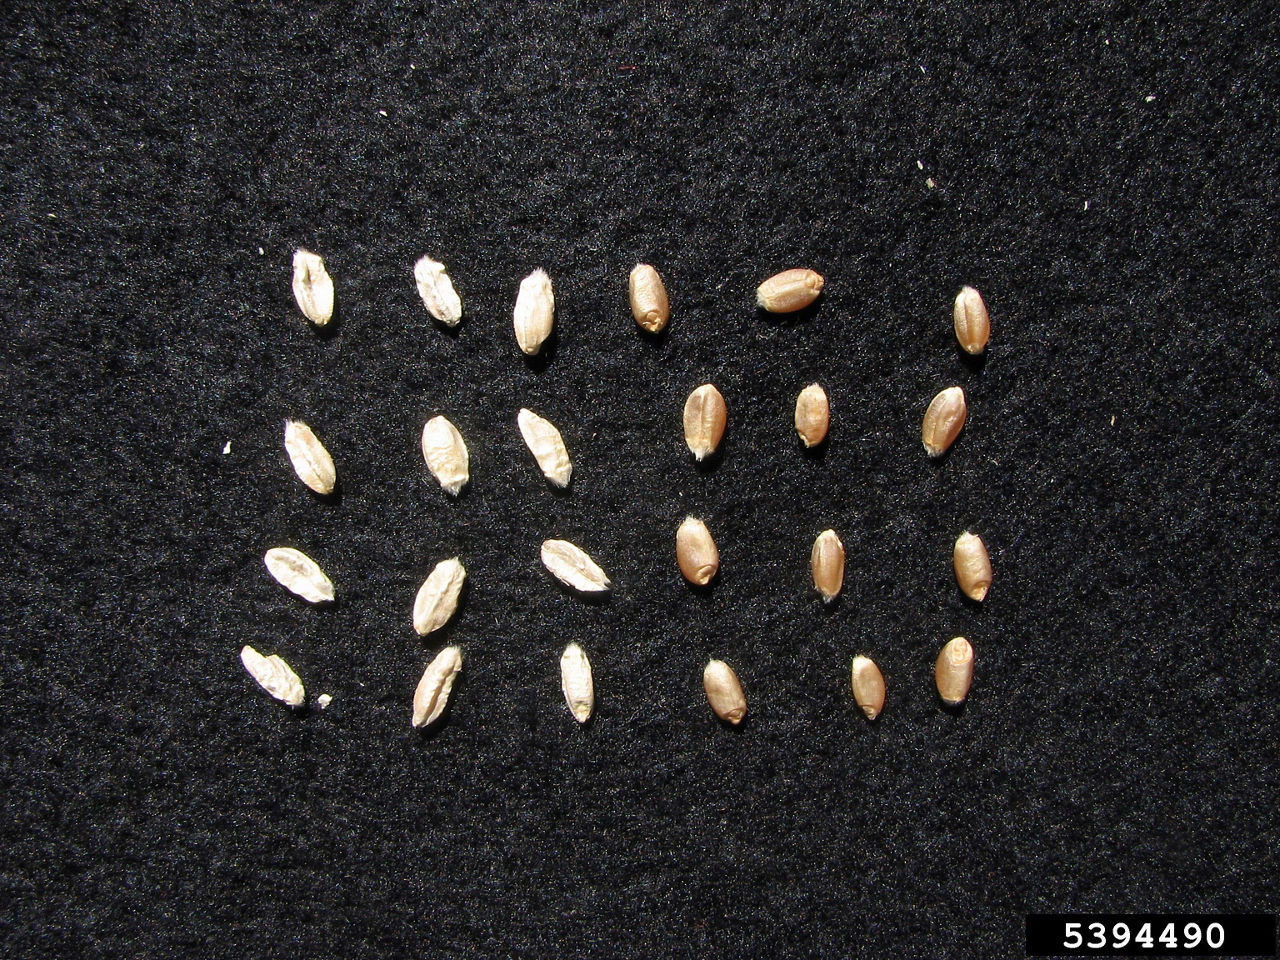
[541,539,611,594]
[240,645,305,707]
[953,285,990,354]
[850,656,886,720]
[794,383,830,448]
[513,268,555,355]
[810,529,845,602]
[283,420,336,495]
[291,249,334,327]
[935,637,974,706]
[517,408,572,488]
[953,532,992,601]
[421,415,470,495]
[676,516,720,586]
[412,557,467,636]
[263,547,334,603]
[560,642,595,723]
[412,645,463,728]
[683,383,727,461]
[703,659,747,725]
[756,268,824,313]
[921,386,967,457]
[414,255,463,327]
[629,263,670,333]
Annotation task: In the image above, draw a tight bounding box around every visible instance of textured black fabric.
[2,2,1278,957]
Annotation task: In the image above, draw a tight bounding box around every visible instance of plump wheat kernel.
[683,383,727,461]
[413,557,467,636]
[921,386,967,457]
[756,268,824,313]
[953,286,990,354]
[541,539,611,594]
[629,263,670,333]
[412,645,462,728]
[560,642,595,723]
[850,656,886,720]
[703,659,746,724]
[676,516,719,586]
[935,636,974,706]
[794,383,830,448]
[810,529,845,602]
[241,645,305,707]
[292,249,334,326]
[263,547,334,603]
[414,255,463,327]
[953,531,992,601]
[283,420,336,495]
[517,408,572,488]
[513,268,555,355]
[421,415,469,495]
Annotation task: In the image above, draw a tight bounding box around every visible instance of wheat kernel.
[794,383,830,448]
[676,516,719,586]
[412,645,463,728]
[240,645,305,707]
[703,659,747,725]
[756,268,824,313]
[414,255,463,327]
[921,386,967,457]
[263,547,334,603]
[953,286,990,354]
[513,268,555,355]
[560,642,595,723]
[540,539,611,594]
[283,420,336,495]
[850,656,886,720]
[412,557,467,636]
[517,408,572,488]
[683,383,727,461]
[421,415,469,495]
[291,249,334,327]
[935,636,974,706]
[810,529,845,602]
[953,532,992,602]
[629,263,670,333]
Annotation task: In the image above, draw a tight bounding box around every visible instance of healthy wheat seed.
[263,547,334,603]
[703,659,747,725]
[794,382,830,448]
[629,263,670,333]
[421,415,470,495]
[756,268,824,313]
[241,645,305,707]
[513,268,555,355]
[921,386,967,457]
[850,656,886,720]
[560,642,595,723]
[676,516,720,586]
[810,529,845,603]
[517,408,572,488]
[291,249,334,327]
[953,531,992,602]
[541,539,611,594]
[953,285,990,354]
[283,420,336,495]
[414,254,463,327]
[935,636,974,706]
[412,645,463,728]
[413,557,467,636]
[683,383,727,461]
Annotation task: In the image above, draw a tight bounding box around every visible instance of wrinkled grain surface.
[291,248,334,326]
[413,557,467,636]
[541,539,611,593]
[414,255,463,327]
[412,646,463,728]
[517,408,572,487]
[935,636,974,706]
[513,268,555,355]
[263,547,334,603]
[241,645,305,707]
[284,420,336,495]
[559,642,595,723]
[421,415,470,495]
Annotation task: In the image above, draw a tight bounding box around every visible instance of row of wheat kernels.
[240,637,976,725]
[292,249,989,358]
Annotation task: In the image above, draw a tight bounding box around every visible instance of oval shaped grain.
[810,529,845,603]
[421,415,469,495]
[683,383,727,461]
[629,263,670,333]
[412,645,463,728]
[513,267,555,355]
[540,539,611,594]
[412,557,467,636]
[241,645,305,707]
[756,267,824,313]
[284,419,336,495]
[560,642,594,723]
[703,659,746,725]
[517,408,572,488]
[953,285,990,354]
[921,386,967,457]
[414,254,463,327]
[935,636,974,706]
[676,516,719,586]
[292,248,334,327]
[263,547,334,603]
[850,655,885,720]
[953,531,992,601]
[794,382,830,448]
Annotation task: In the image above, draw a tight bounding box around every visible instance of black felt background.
[2,2,1278,957]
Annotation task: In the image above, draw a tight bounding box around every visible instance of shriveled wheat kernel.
[629,263,670,333]
[241,645,305,707]
[953,286,990,354]
[850,655,886,720]
[263,547,334,603]
[291,248,334,327]
[810,529,845,602]
[683,383,727,461]
[421,415,469,495]
[541,539,611,594]
[756,268,824,313]
[921,386,967,457]
[794,383,830,448]
[412,645,462,728]
[414,255,463,327]
[560,642,595,723]
[675,516,719,586]
[517,408,572,488]
[513,267,555,355]
[935,636,974,706]
[413,557,467,636]
[283,420,336,495]
[953,532,992,602]
[703,659,746,725]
